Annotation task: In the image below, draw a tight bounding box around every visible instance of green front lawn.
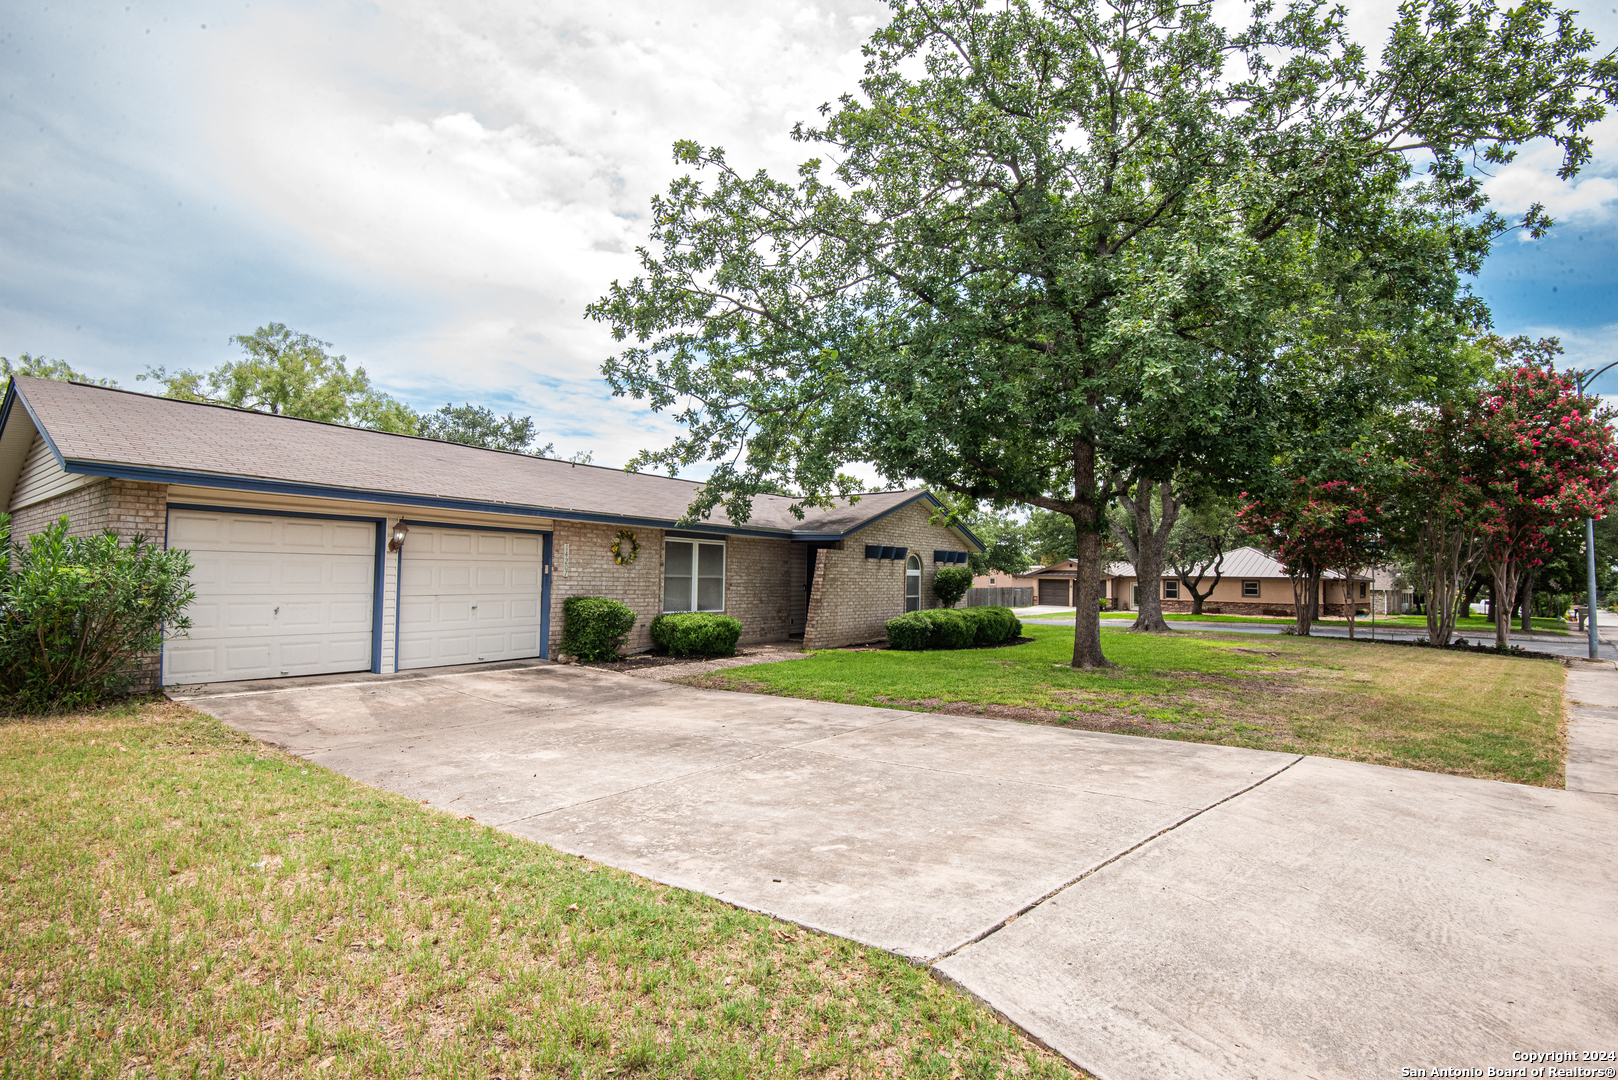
[0,702,1081,1079]
[689,626,1567,787]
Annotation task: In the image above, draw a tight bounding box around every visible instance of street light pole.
[1588,516,1600,660]
[1575,362,1618,660]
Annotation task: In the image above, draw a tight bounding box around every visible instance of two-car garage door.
[163,509,377,684]
[164,510,547,685]
[396,525,545,669]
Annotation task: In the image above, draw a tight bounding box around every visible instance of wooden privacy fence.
[965,587,1032,608]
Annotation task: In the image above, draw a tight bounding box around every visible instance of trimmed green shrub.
[650,612,743,657]
[967,606,1018,645]
[885,612,932,650]
[920,608,974,649]
[932,566,974,608]
[887,605,1023,651]
[0,515,195,711]
[560,596,637,661]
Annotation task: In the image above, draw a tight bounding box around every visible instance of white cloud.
[1482,117,1618,231]
[188,0,886,468]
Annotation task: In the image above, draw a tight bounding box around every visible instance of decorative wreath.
[611,529,640,566]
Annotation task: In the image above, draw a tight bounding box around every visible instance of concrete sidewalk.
[1565,660,1618,796]
[180,661,1618,1080]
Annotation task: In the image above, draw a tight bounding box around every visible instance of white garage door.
[164,509,376,684]
[397,526,545,670]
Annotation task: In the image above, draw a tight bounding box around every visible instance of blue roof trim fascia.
[788,491,986,552]
[56,455,975,548]
[0,381,16,442]
[6,385,67,469]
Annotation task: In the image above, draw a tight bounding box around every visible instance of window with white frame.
[905,554,922,612]
[1242,580,1260,598]
[1163,579,1180,600]
[663,539,726,612]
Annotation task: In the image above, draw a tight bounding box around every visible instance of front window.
[1243,581,1260,598]
[1164,579,1179,600]
[664,539,725,612]
[905,554,921,612]
[1359,582,1368,598]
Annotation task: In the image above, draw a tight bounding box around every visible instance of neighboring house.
[1109,546,1370,616]
[0,377,981,689]
[1016,559,1134,608]
[1019,547,1371,615]
[1369,566,1414,615]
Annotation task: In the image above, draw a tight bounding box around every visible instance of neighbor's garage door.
[163,509,376,684]
[1038,578,1069,606]
[397,526,545,670]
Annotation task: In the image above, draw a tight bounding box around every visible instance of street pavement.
[1018,610,1618,660]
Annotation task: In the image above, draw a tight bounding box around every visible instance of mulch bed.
[573,651,735,673]
[838,636,1037,653]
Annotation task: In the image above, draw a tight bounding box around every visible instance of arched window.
[905,554,922,612]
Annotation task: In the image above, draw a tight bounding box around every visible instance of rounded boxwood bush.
[560,596,637,661]
[932,565,974,608]
[921,608,974,649]
[884,612,932,650]
[650,612,743,657]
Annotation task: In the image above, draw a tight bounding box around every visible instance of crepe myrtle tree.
[1471,339,1618,650]
[1239,467,1383,636]
[588,0,1618,668]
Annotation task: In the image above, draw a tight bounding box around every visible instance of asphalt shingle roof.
[7,377,944,539]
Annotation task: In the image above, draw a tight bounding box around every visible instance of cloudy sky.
[3,0,1618,471]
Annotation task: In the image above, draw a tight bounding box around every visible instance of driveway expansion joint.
[927,753,1306,966]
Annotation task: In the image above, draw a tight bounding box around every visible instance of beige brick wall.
[718,535,795,644]
[547,525,798,654]
[10,477,169,547]
[7,478,170,691]
[549,521,667,655]
[803,502,974,649]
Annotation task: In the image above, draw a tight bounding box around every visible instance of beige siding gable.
[9,432,90,511]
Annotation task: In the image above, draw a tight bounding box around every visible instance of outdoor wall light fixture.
[387,522,410,553]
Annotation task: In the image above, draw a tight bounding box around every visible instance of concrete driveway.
[181,661,1618,1080]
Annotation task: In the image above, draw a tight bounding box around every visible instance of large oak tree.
[590,0,1617,667]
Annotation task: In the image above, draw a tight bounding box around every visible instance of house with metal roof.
[0,377,981,687]
[1016,548,1370,615]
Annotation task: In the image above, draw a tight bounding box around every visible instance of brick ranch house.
[0,377,982,689]
[995,546,1371,616]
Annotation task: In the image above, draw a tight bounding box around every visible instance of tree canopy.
[591,0,1618,666]
[136,324,591,460]
[419,403,555,456]
[2,353,117,391]
[140,323,417,434]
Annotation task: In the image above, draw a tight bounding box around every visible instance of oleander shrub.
[560,596,638,661]
[0,514,195,711]
[932,566,974,608]
[885,612,933,650]
[650,612,743,657]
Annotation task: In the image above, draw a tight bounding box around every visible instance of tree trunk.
[1110,478,1179,633]
[1067,440,1112,669]
[1492,557,1523,651]
[1340,572,1359,639]
[1290,568,1320,635]
[1520,575,1534,635]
